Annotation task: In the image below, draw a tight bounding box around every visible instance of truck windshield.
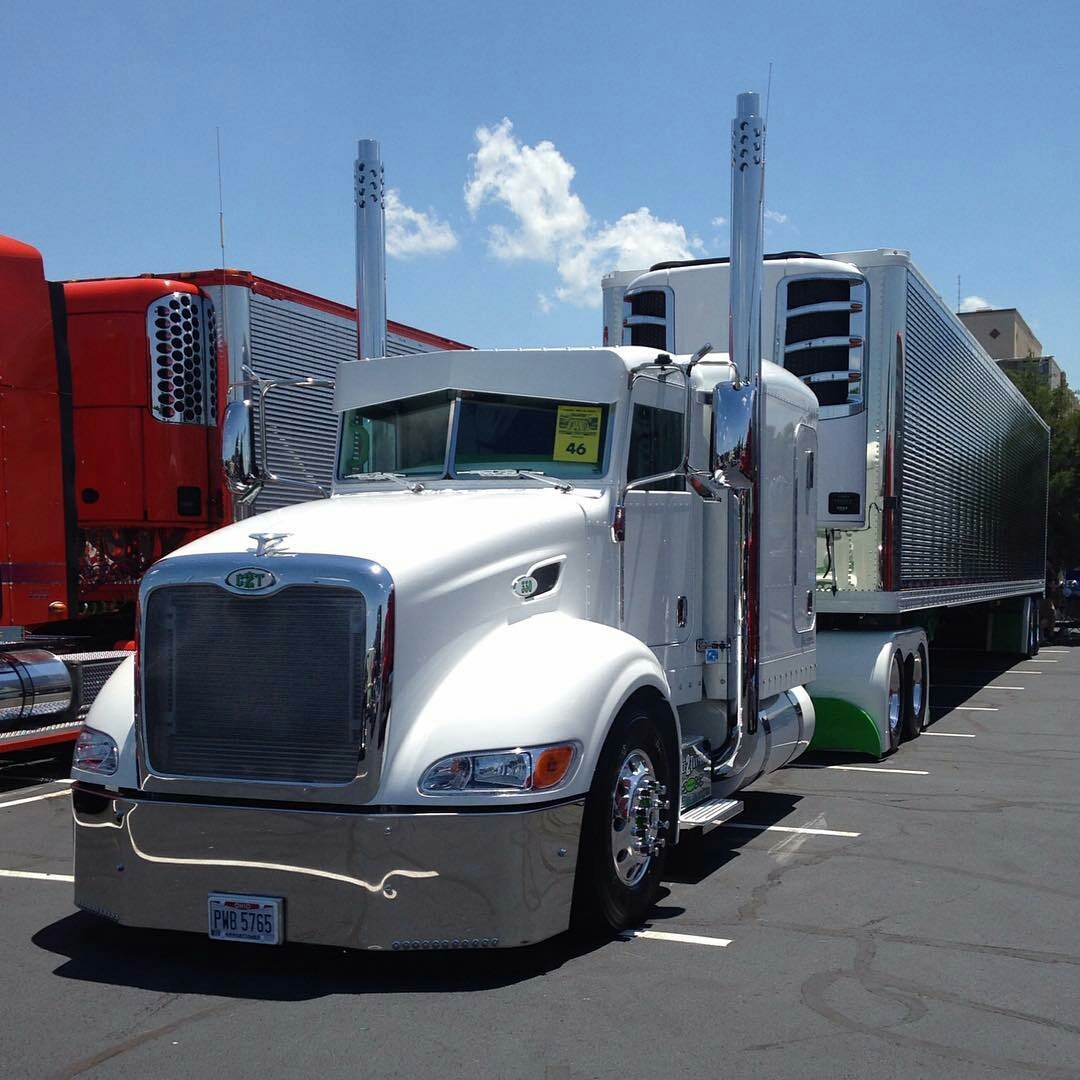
[339,390,611,480]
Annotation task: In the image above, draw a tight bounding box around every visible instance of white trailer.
[609,249,1050,756]
[71,97,823,949]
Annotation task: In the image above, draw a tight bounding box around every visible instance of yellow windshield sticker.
[553,405,602,463]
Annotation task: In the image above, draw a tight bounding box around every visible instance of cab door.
[620,375,702,705]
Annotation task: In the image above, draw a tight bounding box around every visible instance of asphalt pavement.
[1,644,1077,1079]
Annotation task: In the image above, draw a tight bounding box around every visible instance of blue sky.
[5,1,1078,380]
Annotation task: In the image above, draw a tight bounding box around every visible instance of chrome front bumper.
[73,786,583,950]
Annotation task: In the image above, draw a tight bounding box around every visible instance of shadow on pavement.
[33,911,611,1000]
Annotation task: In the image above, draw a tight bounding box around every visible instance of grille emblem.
[225,567,277,592]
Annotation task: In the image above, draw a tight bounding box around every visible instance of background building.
[959,307,1065,390]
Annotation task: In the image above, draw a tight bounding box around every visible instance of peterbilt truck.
[605,248,1050,756]
[71,97,818,947]
[0,236,466,753]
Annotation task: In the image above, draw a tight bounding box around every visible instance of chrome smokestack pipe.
[354,139,387,361]
[729,92,765,387]
[717,91,766,780]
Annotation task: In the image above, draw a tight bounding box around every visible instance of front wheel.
[572,701,676,934]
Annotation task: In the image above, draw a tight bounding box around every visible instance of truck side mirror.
[222,400,263,503]
[712,382,756,489]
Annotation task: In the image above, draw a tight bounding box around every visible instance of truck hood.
[169,487,597,589]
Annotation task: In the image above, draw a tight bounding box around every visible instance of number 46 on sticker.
[554,406,601,463]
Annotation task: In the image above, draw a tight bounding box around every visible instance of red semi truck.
[0,235,468,751]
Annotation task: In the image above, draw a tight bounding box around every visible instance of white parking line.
[1025,658,1059,663]
[0,869,74,882]
[1039,649,1067,653]
[824,764,929,776]
[0,785,73,811]
[722,822,861,838]
[1016,669,1043,674]
[924,731,975,738]
[935,684,1024,691]
[620,929,731,947]
[932,705,998,712]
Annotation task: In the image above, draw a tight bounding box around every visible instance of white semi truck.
[71,96,822,949]
[605,249,1050,756]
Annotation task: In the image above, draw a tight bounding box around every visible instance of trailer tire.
[902,644,928,739]
[571,699,675,936]
[1025,598,1040,659]
[886,651,905,753]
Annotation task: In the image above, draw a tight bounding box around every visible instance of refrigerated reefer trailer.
[612,248,1050,755]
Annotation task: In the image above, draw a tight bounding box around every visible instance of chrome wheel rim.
[912,653,925,720]
[887,657,903,739]
[610,749,666,887]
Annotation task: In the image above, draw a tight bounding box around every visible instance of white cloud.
[384,188,457,258]
[764,209,789,225]
[465,118,588,260]
[711,215,728,227]
[554,208,699,307]
[465,118,700,307]
[959,294,994,312]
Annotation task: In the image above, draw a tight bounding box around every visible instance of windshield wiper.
[456,469,573,493]
[342,471,426,493]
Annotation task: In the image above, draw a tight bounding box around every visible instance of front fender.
[72,655,138,789]
[380,612,675,805]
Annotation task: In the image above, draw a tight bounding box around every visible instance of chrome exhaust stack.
[354,139,387,362]
[714,91,766,779]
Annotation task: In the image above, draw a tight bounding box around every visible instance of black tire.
[571,699,676,935]
[885,650,904,754]
[1026,598,1040,659]
[902,644,928,740]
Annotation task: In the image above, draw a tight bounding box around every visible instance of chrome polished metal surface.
[355,138,387,364]
[146,292,217,426]
[137,553,394,805]
[221,400,260,501]
[610,749,666,886]
[73,789,583,950]
[717,90,768,776]
[712,382,756,489]
[729,91,765,388]
[0,649,71,728]
[899,274,1049,589]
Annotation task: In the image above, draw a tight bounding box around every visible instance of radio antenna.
[215,126,230,379]
[764,62,774,130]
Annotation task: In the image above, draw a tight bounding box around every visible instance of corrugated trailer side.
[898,267,1048,605]
[183,272,470,516]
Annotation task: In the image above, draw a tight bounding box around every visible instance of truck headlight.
[419,742,579,795]
[73,727,119,775]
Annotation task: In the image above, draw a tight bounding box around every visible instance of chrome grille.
[143,584,367,784]
[147,292,217,425]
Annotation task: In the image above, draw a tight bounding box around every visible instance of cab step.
[679,797,743,834]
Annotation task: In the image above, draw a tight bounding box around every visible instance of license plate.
[207,893,282,944]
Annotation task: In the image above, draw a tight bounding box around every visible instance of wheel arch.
[380,613,678,804]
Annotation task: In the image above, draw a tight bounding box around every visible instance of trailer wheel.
[902,644,928,739]
[1026,599,1040,659]
[572,700,675,935]
[886,651,905,753]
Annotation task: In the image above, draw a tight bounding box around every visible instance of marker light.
[420,742,579,795]
[73,727,119,775]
